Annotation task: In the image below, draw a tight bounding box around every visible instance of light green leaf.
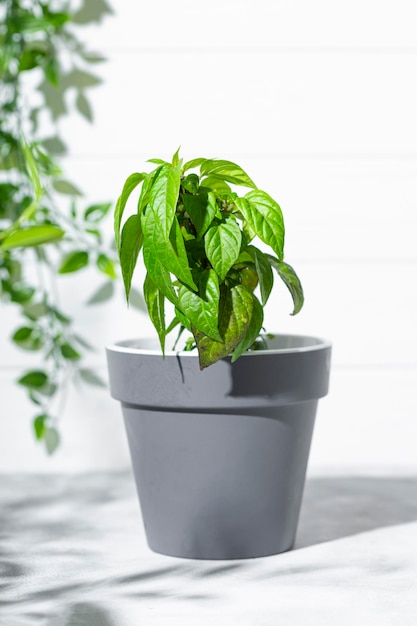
[119,214,143,300]
[12,326,43,351]
[33,414,47,440]
[235,190,285,260]
[183,157,207,172]
[247,246,274,306]
[143,163,181,239]
[60,343,81,360]
[183,191,216,239]
[1,225,64,250]
[200,175,232,195]
[205,216,242,281]
[266,256,304,315]
[79,368,107,388]
[195,284,253,368]
[171,147,182,167]
[76,91,93,121]
[142,242,178,306]
[144,274,166,355]
[24,302,49,321]
[58,250,89,274]
[114,172,146,250]
[44,427,60,455]
[53,179,83,196]
[86,281,114,305]
[97,253,117,279]
[178,270,222,342]
[200,159,256,189]
[231,294,264,362]
[84,202,112,222]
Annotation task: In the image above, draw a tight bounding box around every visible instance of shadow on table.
[295,476,417,549]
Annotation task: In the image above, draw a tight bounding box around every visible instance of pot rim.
[106,333,331,358]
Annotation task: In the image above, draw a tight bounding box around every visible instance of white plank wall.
[1,0,416,471]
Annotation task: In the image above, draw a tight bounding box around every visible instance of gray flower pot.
[106,334,331,560]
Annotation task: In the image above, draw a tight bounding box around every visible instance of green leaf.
[62,69,101,89]
[97,253,117,279]
[143,163,181,239]
[22,140,42,200]
[143,274,166,355]
[142,242,178,306]
[79,368,107,388]
[44,427,60,455]
[10,286,35,304]
[119,214,143,300]
[72,0,113,24]
[33,414,47,440]
[266,256,304,315]
[58,251,89,274]
[18,370,48,389]
[205,217,242,281]
[114,172,146,250]
[200,159,257,189]
[53,179,83,196]
[181,173,200,194]
[76,91,93,121]
[183,157,207,172]
[195,284,253,368]
[247,246,274,306]
[60,343,81,360]
[84,202,112,222]
[200,175,232,195]
[86,281,114,305]
[183,191,217,239]
[42,136,66,155]
[178,269,222,342]
[24,302,49,321]
[171,147,182,167]
[1,225,64,250]
[235,190,285,260]
[231,294,264,362]
[12,326,43,351]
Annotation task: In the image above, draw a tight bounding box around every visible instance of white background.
[1,0,416,472]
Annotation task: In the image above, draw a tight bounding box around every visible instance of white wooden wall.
[1,0,417,472]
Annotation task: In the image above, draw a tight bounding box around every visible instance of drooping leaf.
[72,0,113,23]
[58,250,89,274]
[114,172,146,250]
[76,91,93,121]
[18,370,48,389]
[143,164,181,239]
[86,281,114,305]
[235,190,285,260]
[178,270,222,342]
[195,284,253,368]
[205,216,242,281]
[183,191,216,239]
[60,343,81,360]
[200,159,257,189]
[84,202,111,222]
[247,245,274,306]
[142,242,178,306]
[44,427,60,455]
[1,225,64,250]
[33,414,47,440]
[96,253,117,279]
[62,69,101,89]
[119,214,143,300]
[266,256,304,315]
[12,326,43,351]
[143,274,166,355]
[53,179,83,196]
[231,294,264,362]
[23,302,49,321]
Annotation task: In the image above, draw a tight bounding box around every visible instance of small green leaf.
[235,190,285,260]
[231,294,264,362]
[183,191,217,239]
[97,253,117,279]
[205,217,242,281]
[1,225,64,250]
[84,202,111,222]
[181,173,200,194]
[200,175,232,195]
[60,343,81,360]
[266,256,304,315]
[42,136,66,155]
[119,214,143,300]
[183,158,207,172]
[23,302,49,321]
[76,91,93,121]
[18,370,48,389]
[44,427,60,455]
[62,69,101,89]
[247,246,274,306]
[200,159,257,189]
[143,163,181,240]
[142,242,178,306]
[12,326,43,351]
[33,414,47,440]
[10,286,35,304]
[171,147,182,167]
[178,270,222,342]
[79,368,107,388]
[53,179,83,196]
[114,172,146,250]
[58,251,89,274]
[144,274,166,355]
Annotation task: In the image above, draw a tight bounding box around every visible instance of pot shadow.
[295,476,417,549]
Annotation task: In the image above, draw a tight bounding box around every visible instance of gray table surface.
[1,472,417,625]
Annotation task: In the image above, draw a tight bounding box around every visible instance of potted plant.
[106,150,331,559]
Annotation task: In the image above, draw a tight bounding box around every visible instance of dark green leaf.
[76,91,93,121]
[266,256,304,315]
[33,414,47,440]
[119,214,143,300]
[178,270,222,342]
[183,191,216,239]
[97,253,117,279]
[143,274,166,355]
[60,343,81,360]
[86,281,114,305]
[231,294,264,362]
[114,172,146,250]
[53,179,83,196]
[235,190,285,260]
[181,173,199,194]
[1,225,64,250]
[18,370,48,389]
[247,246,274,306]
[205,217,242,281]
[12,326,43,351]
[58,251,89,274]
[10,286,35,304]
[79,368,107,388]
[200,159,256,189]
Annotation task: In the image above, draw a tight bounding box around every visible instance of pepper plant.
[115,150,304,369]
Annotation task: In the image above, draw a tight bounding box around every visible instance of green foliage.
[0,0,114,454]
[114,151,304,369]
